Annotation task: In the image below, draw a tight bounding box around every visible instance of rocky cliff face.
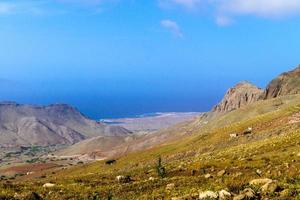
[213,81,263,113]
[0,102,131,147]
[262,65,300,99]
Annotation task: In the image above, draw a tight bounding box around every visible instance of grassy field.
[2,95,300,199]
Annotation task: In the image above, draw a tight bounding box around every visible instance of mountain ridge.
[0,102,131,148]
[262,65,300,99]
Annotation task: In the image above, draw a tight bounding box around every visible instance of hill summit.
[263,65,300,99]
[213,81,263,113]
[0,103,131,147]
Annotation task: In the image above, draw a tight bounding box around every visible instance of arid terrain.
[1,65,300,199]
[101,112,200,133]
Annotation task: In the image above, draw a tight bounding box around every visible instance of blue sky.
[1,0,300,118]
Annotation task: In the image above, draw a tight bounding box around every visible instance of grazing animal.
[243,127,253,135]
[116,175,131,183]
[105,159,116,165]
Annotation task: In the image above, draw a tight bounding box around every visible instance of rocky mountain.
[262,65,300,99]
[0,102,131,147]
[213,81,263,113]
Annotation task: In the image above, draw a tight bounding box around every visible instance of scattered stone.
[261,181,280,193]
[171,198,182,200]
[171,194,198,200]
[217,170,226,177]
[280,189,293,197]
[284,163,290,168]
[233,188,256,200]
[43,183,55,188]
[204,174,212,179]
[199,191,218,199]
[256,169,262,176]
[233,194,246,200]
[230,133,238,138]
[219,190,231,199]
[234,172,243,177]
[243,188,256,198]
[277,171,282,176]
[249,178,272,186]
[166,183,175,190]
[148,177,155,181]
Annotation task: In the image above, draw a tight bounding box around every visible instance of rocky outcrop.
[262,65,300,99]
[213,81,263,113]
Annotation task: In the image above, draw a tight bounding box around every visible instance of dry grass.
[2,95,300,199]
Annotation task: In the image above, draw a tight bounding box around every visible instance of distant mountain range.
[0,102,131,148]
[2,65,300,157]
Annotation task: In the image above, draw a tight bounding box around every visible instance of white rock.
[261,181,279,193]
[199,191,218,199]
[256,169,262,175]
[43,183,55,188]
[219,190,231,199]
[116,175,124,182]
[249,178,272,186]
[166,183,175,190]
[204,173,212,179]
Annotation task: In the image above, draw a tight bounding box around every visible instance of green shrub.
[25,192,42,200]
[156,156,166,178]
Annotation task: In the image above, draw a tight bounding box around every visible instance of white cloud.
[159,0,202,10]
[0,0,118,15]
[0,2,17,14]
[215,15,233,26]
[0,1,47,15]
[217,0,300,18]
[161,19,183,38]
[160,0,300,25]
[56,0,112,6]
